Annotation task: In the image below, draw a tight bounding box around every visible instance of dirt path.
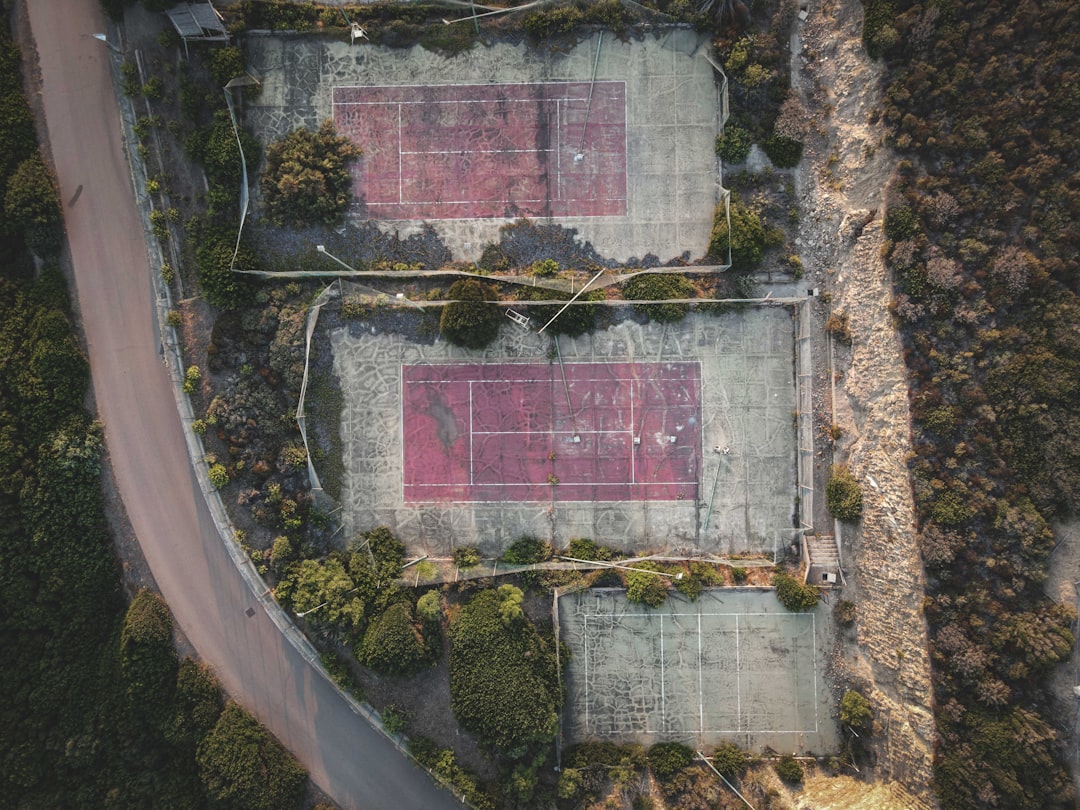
[790,0,935,801]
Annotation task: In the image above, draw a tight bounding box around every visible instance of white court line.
[471,429,633,436]
[629,377,635,484]
[405,480,695,488]
[399,148,556,156]
[659,613,666,729]
[812,613,819,733]
[397,103,403,204]
[332,96,591,107]
[584,614,590,733]
[556,98,562,201]
[372,194,628,207]
[735,614,742,733]
[468,381,474,486]
[697,610,704,734]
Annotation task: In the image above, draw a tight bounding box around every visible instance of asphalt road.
[27,2,462,808]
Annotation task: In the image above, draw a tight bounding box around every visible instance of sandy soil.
[788,0,935,800]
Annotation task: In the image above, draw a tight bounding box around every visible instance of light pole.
[315,244,424,311]
[92,33,121,55]
[296,600,328,618]
[557,556,684,580]
[442,0,546,26]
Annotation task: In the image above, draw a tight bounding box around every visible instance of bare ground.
[790,0,935,801]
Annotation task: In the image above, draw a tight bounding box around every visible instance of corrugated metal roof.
[166,2,227,39]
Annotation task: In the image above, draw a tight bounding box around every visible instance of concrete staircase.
[805,534,841,586]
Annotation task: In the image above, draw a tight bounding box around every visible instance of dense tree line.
[867,1,1080,806]
[0,23,308,808]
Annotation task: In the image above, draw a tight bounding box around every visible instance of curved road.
[28,3,462,808]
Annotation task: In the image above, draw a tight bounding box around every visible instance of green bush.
[883,203,920,242]
[208,463,229,489]
[197,702,307,810]
[647,742,694,780]
[502,535,552,565]
[763,134,804,168]
[709,194,767,267]
[566,536,613,561]
[625,564,669,608]
[448,589,560,757]
[260,120,361,227]
[209,45,245,87]
[622,273,696,323]
[775,754,804,784]
[120,589,178,729]
[772,571,821,612]
[840,689,873,729]
[4,153,62,256]
[862,0,898,58]
[715,126,753,163]
[731,566,748,584]
[416,590,441,622]
[514,285,603,337]
[440,279,501,349]
[711,742,749,778]
[826,464,863,521]
[356,602,430,676]
[453,545,481,568]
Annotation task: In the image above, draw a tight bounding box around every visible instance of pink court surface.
[332,82,627,220]
[402,362,701,503]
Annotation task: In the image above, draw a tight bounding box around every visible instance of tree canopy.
[439,279,501,349]
[448,589,560,757]
[260,120,361,227]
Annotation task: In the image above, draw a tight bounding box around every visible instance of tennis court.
[401,361,701,502]
[333,81,627,220]
[560,589,836,753]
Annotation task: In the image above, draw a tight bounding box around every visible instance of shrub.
[208,463,229,489]
[715,126,752,163]
[622,273,696,323]
[381,704,409,735]
[530,258,559,277]
[440,279,501,349]
[416,590,441,622]
[120,589,178,729]
[625,564,669,608]
[260,120,361,227]
[862,0,898,58]
[648,742,694,780]
[840,689,873,729]
[502,535,552,565]
[731,565,748,584]
[4,153,62,256]
[835,599,857,626]
[515,284,603,337]
[197,702,307,810]
[709,194,767,267]
[209,45,245,87]
[775,754,804,784]
[449,589,560,757]
[182,365,201,395]
[453,545,481,568]
[826,464,863,521]
[711,742,749,778]
[883,203,919,242]
[566,537,613,561]
[356,602,430,676]
[773,572,820,612]
[763,134,804,168]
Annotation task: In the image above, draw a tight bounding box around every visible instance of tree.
[826,464,863,521]
[772,572,820,612]
[448,589,560,757]
[711,742,748,778]
[625,564,669,608]
[260,120,361,227]
[775,754,803,784]
[622,273,696,323]
[709,194,767,267]
[4,153,62,255]
[120,589,179,730]
[356,602,430,675]
[840,689,873,729]
[197,702,307,810]
[440,279,501,349]
[647,742,694,780]
[514,284,603,337]
[715,126,752,163]
[501,535,552,565]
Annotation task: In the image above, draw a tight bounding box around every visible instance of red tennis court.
[333,82,627,220]
[401,362,700,502]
